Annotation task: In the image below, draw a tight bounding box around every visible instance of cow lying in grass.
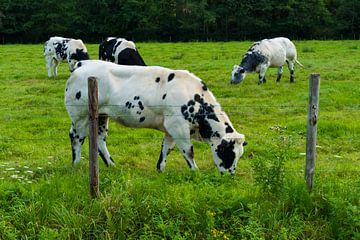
[231,37,303,84]
[99,37,146,66]
[65,60,246,174]
[44,36,90,77]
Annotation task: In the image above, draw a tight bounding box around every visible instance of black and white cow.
[65,60,247,174]
[99,37,146,66]
[44,36,90,77]
[231,37,303,84]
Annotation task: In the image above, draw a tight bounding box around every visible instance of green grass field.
[0,41,359,239]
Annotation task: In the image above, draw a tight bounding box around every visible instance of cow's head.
[231,65,246,84]
[212,132,247,175]
[68,49,90,72]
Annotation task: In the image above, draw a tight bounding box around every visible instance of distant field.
[0,41,359,239]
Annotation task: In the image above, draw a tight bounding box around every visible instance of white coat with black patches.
[231,37,303,84]
[43,36,89,77]
[65,60,246,174]
[99,37,146,66]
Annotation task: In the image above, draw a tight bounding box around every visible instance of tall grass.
[0,41,359,239]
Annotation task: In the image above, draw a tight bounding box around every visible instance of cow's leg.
[98,115,115,166]
[288,60,295,83]
[276,66,283,82]
[156,134,176,172]
[52,58,59,77]
[164,119,198,170]
[46,57,52,77]
[69,119,88,165]
[258,65,268,84]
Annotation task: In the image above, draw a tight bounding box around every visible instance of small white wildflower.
[23,166,29,169]
[37,167,43,170]
[6,168,16,171]
[25,170,33,174]
[299,153,306,156]
[10,174,18,179]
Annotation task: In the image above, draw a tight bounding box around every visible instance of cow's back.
[270,37,297,61]
[258,37,297,66]
[66,60,210,129]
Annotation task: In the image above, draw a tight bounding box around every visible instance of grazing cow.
[65,60,247,174]
[99,37,146,66]
[231,37,303,84]
[44,36,90,77]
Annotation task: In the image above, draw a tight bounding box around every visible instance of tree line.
[0,0,359,44]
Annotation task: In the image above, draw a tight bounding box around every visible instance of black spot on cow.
[212,131,221,138]
[180,94,219,139]
[225,122,234,133]
[139,117,145,122]
[201,81,208,91]
[181,105,187,114]
[66,88,68,92]
[194,94,202,103]
[69,49,90,61]
[75,91,81,100]
[240,51,267,72]
[113,41,123,54]
[77,62,82,67]
[79,137,85,145]
[157,150,163,171]
[162,94,167,100]
[138,101,144,110]
[134,96,140,100]
[155,77,160,83]
[55,42,67,60]
[168,73,175,82]
[118,48,146,66]
[187,100,195,106]
[69,132,75,142]
[216,140,236,169]
[125,101,132,109]
[99,38,117,62]
[181,104,189,119]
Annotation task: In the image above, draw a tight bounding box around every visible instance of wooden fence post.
[88,76,100,198]
[305,74,320,192]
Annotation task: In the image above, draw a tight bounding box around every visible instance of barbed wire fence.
[1,75,360,194]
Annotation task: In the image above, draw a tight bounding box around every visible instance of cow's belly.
[269,53,286,67]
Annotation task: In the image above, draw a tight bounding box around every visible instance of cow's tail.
[295,59,304,68]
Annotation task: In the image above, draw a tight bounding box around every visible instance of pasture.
[0,41,359,239]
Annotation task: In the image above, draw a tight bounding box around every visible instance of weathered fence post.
[88,76,100,198]
[305,74,320,192]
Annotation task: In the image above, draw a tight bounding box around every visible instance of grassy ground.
[0,41,359,239]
